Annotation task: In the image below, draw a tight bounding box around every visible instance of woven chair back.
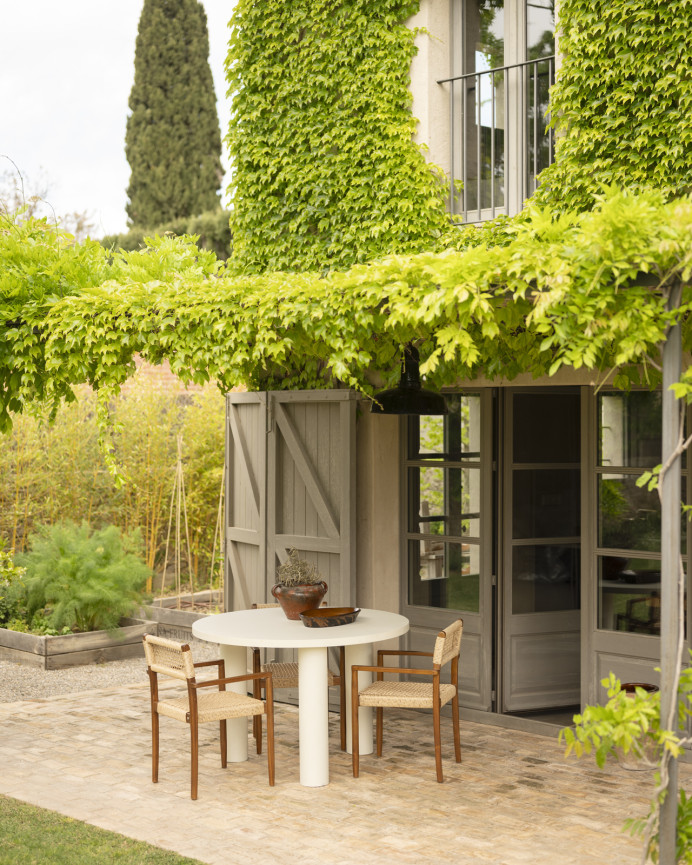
[432,619,463,667]
[143,634,195,681]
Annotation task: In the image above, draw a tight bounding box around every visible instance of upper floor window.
[443,0,555,222]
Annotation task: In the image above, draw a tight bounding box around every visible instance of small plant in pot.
[271,548,327,620]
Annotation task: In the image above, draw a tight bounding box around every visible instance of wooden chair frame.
[145,638,275,800]
[351,629,461,783]
[250,604,347,751]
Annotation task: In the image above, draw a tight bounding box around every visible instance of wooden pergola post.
[659,279,683,864]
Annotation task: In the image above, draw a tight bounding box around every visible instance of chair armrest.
[194,671,273,689]
[376,650,433,663]
[351,665,435,677]
[377,650,433,657]
[194,659,225,670]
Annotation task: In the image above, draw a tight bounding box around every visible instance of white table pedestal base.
[344,643,373,756]
[297,646,330,786]
[219,644,249,763]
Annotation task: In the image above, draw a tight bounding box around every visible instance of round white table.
[192,607,409,787]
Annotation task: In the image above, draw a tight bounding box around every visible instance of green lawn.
[0,796,206,865]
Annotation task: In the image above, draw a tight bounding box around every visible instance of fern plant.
[17,522,151,633]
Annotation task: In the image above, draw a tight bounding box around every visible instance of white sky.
[1,1,235,237]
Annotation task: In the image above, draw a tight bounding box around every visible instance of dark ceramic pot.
[271,581,328,620]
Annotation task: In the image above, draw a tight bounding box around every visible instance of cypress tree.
[125,0,223,228]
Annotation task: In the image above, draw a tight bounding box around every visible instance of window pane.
[410,394,481,459]
[598,557,661,634]
[409,466,480,537]
[527,0,554,59]
[513,392,580,463]
[462,1,505,213]
[512,543,580,613]
[475,0,504,69]
[409,540,480,612]
[599,557,686,636]
[599,392,662,468]
[598,475,662,552]
[513,468,580,539]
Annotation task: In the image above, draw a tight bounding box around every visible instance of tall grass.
[0,373,225,590]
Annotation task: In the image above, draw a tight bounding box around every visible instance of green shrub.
[0,548,27,626]
[100,209,231,260]
[17,522,151,633]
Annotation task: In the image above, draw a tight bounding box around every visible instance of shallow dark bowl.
[299,607,361,628]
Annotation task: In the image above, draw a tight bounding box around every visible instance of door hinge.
[491,690,496,701]
[491,574,497,586]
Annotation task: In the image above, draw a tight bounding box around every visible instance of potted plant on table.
[271,548,328,620]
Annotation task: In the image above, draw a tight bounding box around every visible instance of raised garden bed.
[140,590,221,642]
[0,617,156,670]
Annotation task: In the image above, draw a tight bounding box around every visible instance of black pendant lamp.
[371,344,448,415]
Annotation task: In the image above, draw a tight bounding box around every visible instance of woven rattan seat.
[250,603,346,752]
[358,680,457,709]
[143,634,275,800]
[351,618,463,783]
[157,689,266,724]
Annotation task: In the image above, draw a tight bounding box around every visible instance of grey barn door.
[225,390,357,612]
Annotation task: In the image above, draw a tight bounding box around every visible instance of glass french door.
[500,389,582,712]
[403,392,494,712]
[588,390,690,704]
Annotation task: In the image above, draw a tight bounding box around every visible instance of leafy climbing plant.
[225,0,452,273]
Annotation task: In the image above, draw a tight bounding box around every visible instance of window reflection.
[463,0,506,212]
[410,540,480,613]
[597,390,688,635]
[513,468,580,539]
[599,392,663,468]
[598,557,662,635]
[407,393,482,614]
[512,544,580,613]
[410,466,480,538]
[598,475,686,554]
[412,394,481,459]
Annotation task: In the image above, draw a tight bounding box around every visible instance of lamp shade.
[371,345,448,415]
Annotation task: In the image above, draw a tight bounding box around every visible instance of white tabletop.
[192,607,409,648]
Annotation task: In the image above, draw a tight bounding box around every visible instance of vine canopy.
[2,188,692,440]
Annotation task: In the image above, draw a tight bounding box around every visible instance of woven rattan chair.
[351,618,463,783]
[143,634,275,800]
[250,603,346,751]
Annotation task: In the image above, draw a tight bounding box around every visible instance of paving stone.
[0,682,690,865]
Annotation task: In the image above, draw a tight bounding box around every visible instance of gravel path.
[0,637,221,703]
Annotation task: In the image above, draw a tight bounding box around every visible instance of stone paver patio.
[0,678,686,865]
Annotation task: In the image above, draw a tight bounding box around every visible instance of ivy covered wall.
[536,0,692,212]
[225,0,451,274]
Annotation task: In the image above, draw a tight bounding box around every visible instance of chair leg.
[375,707,383,756]
[433,698,443,783]
[220,719,227,768]
[351,669,360,777]
[339,647,346,751]
[265,692,275,787]
[151,711,159,783]
[252,652,262,754]
[452,693,461,763]
[254,713,263,755]
[190,721,199,800]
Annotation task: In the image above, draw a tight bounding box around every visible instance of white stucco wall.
[408,0,453,177]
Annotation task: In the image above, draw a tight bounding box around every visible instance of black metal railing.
[438,55,555,223]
